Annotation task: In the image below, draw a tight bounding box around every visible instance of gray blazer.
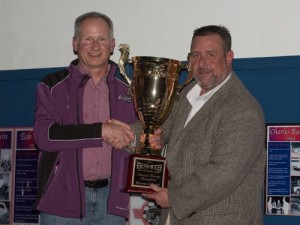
[161,72,266,225]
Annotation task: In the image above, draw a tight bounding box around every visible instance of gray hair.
[74,11,114,39]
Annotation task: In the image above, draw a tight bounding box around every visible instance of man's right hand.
[102,119,135,149]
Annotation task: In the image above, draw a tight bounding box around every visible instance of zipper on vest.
[42,159,60,196]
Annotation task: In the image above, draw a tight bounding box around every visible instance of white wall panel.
[0,0,299,70]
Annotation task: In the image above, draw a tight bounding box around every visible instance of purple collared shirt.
[82,76,111,180]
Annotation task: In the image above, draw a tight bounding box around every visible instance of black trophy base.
[124,154,168,193]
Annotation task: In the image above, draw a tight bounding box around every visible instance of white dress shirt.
[184,74,231,127]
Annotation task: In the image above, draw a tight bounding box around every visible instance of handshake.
[102,119,163,151]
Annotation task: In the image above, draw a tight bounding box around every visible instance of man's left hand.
[142,184,170,208]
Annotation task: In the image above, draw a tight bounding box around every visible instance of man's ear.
[226,50,234,64]
[72,37,78,55]
[110,38,116,55]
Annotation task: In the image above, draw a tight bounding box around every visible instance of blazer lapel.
[165,85,192,168]
[184,73,237,132]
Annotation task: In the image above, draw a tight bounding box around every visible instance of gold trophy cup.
[119,44,192,193]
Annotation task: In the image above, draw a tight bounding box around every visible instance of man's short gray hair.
[74,11,114,39]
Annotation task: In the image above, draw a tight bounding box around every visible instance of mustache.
[196,67,212,74]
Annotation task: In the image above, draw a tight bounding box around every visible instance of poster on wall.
[265,124,300,216]
[0,128,39,225]
[0,129,13,225]
[13,128,39,225]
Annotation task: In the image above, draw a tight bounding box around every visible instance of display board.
[1,55,300,225]
[265,124,300,216]
[0,128,39,225]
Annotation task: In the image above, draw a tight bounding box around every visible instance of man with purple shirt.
[33,11,137,225]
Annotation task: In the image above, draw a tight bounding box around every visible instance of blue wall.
[1,55,300,224]
[0,67,62,126]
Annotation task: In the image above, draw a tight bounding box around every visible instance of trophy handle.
[178,55,193,93]
[118,44,133,86]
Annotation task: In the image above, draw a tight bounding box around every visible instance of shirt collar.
[76,63,111,83]
[187,73,232,106]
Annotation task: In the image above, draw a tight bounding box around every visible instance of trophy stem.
[144,128,151,147]
[140,128,161,156]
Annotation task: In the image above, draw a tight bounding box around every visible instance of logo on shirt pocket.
[118,94,132,103]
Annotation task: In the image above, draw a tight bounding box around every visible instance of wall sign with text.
[266,124,300,216]
[0,127,39,225]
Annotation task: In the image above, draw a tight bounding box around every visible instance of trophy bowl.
[119,44,192,193]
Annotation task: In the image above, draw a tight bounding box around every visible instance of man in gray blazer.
[143,25,266,225]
